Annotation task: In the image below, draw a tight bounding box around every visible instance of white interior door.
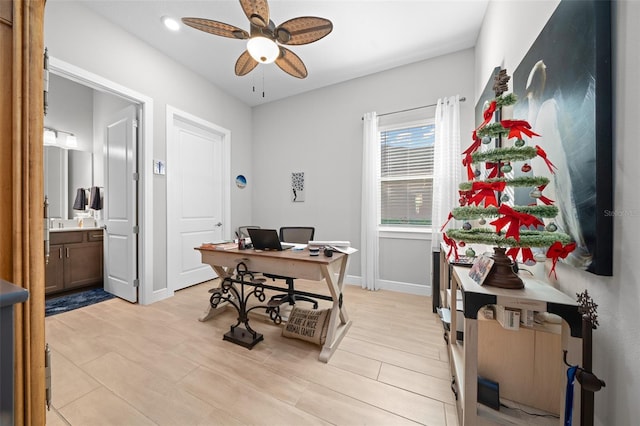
[167,109,230,291]
[104,105,138,302]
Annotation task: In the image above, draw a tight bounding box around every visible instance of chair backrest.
[279,227,315,244]
[238,225,260,239]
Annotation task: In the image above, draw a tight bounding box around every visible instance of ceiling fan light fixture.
[247,36,279,64]
[162,16,180,32]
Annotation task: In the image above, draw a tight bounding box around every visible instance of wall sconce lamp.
[43,128,57,146]
[43,127,77,149]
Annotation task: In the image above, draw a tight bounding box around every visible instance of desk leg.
[198,265,233,322]
[318,256,352,363]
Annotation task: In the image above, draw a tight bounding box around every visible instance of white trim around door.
[48,57,160,304]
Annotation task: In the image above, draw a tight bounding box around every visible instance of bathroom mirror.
[44,146,93,219]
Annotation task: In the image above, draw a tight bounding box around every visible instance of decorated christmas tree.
[442,68,575,289]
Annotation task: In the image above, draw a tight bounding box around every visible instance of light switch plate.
[153,160,166,175]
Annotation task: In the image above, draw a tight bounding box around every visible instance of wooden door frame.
[1,1,46,423]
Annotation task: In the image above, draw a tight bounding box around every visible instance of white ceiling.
[79,0,489,107]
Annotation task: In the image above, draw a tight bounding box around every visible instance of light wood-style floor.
[45,279,458,425]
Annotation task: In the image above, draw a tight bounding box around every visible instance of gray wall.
[476,1,640,423]
[252,49,475,292]
[45,74,94,152]
[45,1,254,296]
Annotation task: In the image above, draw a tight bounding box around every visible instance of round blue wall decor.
[235,174,247,188]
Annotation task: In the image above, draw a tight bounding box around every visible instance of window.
[380,120,434,227]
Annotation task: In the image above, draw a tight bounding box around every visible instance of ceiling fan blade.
[239,0,270,28]
[275,17,333,45]
[182,17,249,39]
[235,50,259,76]
[275,47,308,79]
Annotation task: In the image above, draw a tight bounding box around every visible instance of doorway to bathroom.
[44,57,155,305]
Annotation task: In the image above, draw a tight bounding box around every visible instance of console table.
[196,246,355,362]
[448,266,583,425]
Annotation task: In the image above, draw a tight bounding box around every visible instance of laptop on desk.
[247,228,295,251]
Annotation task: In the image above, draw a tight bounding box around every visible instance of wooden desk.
[196,246,354,362]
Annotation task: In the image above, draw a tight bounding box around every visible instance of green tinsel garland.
[495,93,517,109]
[452,204,559,219]
[459,176,550,191]
[471,146,538,163]
[445,228,572,248]
[476,122,510,138]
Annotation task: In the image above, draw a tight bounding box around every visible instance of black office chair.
[266,226,318,309]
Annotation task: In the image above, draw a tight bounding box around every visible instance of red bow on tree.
[469,181,506,207]
[500,119,540,140]
[463,152,475,180]
[536,184,554,205]
[442,233,459,261]
[440,212,454,232]
[506,247,534,264]
[462,131,482,157]
[485,162,500,179]
[546,241,577,279]
[478,101,497,129]
[535,145,557,174]
[463,101,496,156]
[490,204,544,241]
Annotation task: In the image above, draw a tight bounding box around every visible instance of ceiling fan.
[182,0,333,79]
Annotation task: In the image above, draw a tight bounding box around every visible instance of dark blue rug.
[45,288,115,317]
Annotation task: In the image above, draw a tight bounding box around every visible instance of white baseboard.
[345,275,431,296]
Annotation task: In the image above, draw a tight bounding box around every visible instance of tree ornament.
[546,223,558,232]
[463,222,472,231]
[501,164,512,173]
[515,138,526,147]
[459,197,467,206]
[465,248,476,258]
[521,163,532,173]
[530,188,542,198]
[501,194,510,202]
[479,218,486,225]
[458,241,466,247]
[482,136,492,145]
[474,169,481,178]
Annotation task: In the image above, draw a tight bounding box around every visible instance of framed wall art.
[291,172,305,202]
[512,0,613,276]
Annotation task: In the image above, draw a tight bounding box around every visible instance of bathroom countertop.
[50,227,103,232]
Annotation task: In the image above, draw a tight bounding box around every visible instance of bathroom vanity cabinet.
[45,229,103,295]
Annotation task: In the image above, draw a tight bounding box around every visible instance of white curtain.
[361,112,380,291]
[431,96,462,252]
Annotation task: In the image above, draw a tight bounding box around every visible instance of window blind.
[380,123,435,226]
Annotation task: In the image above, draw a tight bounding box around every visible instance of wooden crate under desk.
[478,316,562,414]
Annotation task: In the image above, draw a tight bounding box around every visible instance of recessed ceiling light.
[162,16,180,31]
